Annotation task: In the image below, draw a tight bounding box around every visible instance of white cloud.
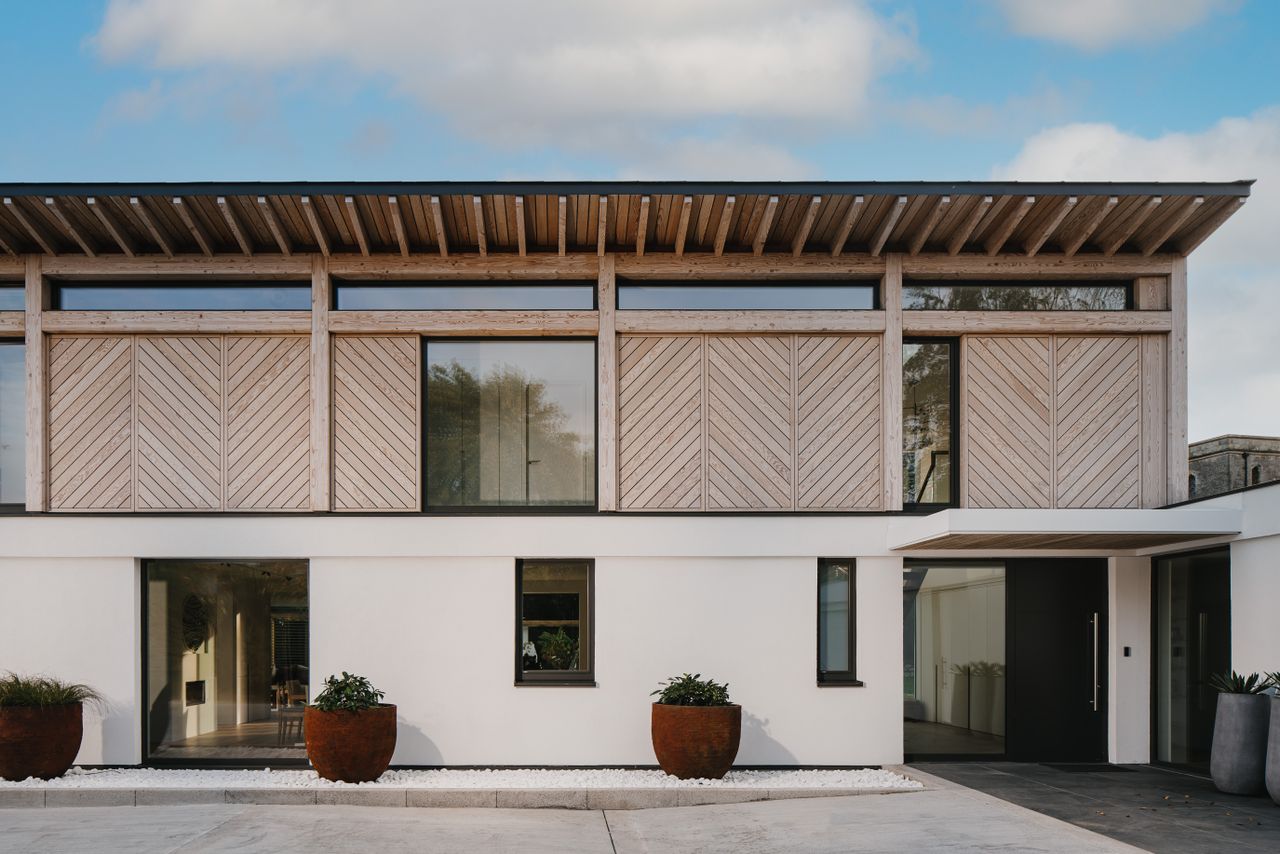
[994,109,1280,442]
[994,0,1237,50]
[93,0,918,173]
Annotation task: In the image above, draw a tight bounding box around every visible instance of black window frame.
[901,280,1134,312]
[422,336,599,513]
[0,338,25,512]
[515,558,596,686]
[333,280,598,311]
[49,281,313,311]
[902,337,960,511]
[616,279,880,311]
[817,558,861,686]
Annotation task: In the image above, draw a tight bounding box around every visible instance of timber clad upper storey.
[0,181,1250,516]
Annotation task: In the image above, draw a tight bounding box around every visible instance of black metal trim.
[817,558,861,686]
[902,337,960,511]
[515,558,596,686]
[0,180,1254,198]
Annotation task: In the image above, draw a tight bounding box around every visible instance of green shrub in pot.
[0,673,101,780]
[650,673,740,779]
[1208,671,1269,795]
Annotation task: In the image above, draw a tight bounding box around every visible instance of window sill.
[515,680,598,688]
[817,677,865,688]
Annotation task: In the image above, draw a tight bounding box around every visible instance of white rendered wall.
[0,557,139,764]
[1107,556,1151,764]
[1230,534,1280,677]
[310,554,904,766]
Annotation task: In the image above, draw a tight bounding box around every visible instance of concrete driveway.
[0,775,1141,854]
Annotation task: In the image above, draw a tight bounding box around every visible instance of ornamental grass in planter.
[304,672,397,783]
[0,673,100,781]
[1266,672,1280,806]
[651,673,740,780]
[1208,671,1270,796]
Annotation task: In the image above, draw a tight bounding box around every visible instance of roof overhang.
[0,180,1252,260]
[887,507,1242,553]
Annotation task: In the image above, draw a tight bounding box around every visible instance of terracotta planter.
[0,704,83,781]
[651,703,741,780]
[304,704,397,783]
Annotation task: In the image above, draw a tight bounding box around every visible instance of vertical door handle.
[1091,612,1100,712]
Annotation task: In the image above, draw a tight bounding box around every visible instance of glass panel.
[1155,549,1231,772]
[819,560,853,676]
[145,560,309,762]
[903,341,953,505]
[519,560,591,678]
[904,562,1006,756]
[425,340,595,508]
[335,282,594,310]
[617,283,876,310]
[0,342,24,505]
[0,287,23,310]
[53,284,311,310]
[903,281,1129,311]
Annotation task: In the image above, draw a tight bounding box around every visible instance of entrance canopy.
[888,507,1242,552]
[0,180,1250,259]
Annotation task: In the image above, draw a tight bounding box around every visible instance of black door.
[1006,559,1108,762]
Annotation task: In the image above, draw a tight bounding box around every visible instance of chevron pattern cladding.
[618,335,703,510]
[796,335,882,510]
[48,336,134,510]
[136,337,224,510]
[964,337,1053,508]
[225,336,311,510]
[618,334,884,511]
[333,336,420,511]
[963,334,1146,509]
[1054,336,1141,508]
[707,336,793,510]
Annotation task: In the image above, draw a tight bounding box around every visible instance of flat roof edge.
[0,179,1256,198]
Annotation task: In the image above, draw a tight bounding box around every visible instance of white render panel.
[1108,556,1151,765]
[0,557,139,765]
[1229,534,1280,678]
[310,554,904,766]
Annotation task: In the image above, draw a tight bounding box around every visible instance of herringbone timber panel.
[964,337,1053,508]
[48,336,134,510]
[1054,336,1141,508]
[617,335,703,509]
[332,336,420,510]
[225,336,311,510]
[706,336,793,510]
[135,337,223,510]
[796,336,882,510]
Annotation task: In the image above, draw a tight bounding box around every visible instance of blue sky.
[1,0,1277,439]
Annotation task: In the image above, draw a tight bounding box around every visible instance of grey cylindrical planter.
[1210,693,1270,795]
[1267,695,1280,806]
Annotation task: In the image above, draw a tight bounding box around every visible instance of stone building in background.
[1189,435,1280,498]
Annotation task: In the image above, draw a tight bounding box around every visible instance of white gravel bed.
[1,766,921,790]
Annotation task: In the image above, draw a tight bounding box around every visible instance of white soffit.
[887,507,1243,552]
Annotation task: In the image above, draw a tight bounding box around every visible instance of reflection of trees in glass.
[903,343,951,504]
[426,360,594,506]
[903,283,1127,311]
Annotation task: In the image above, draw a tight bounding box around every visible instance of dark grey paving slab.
[916,762,1280,854]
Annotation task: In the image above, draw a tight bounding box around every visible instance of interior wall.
[0,557,139,764]
[310,554,904,766]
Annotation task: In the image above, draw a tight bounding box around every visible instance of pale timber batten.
[0,311,22,334]
[327,310,598,336]
[903,311,1172,335]
[43,311,312,334]
[616,310,886,334]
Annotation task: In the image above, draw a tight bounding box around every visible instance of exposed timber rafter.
[597,195,609,257]
[216,196,253,256]
[300,196,330,257]
[1060,196,1117,256]
[514,196,527,257]
[430,196,448,257]
[752,196,779,256]
[86,198,135,257]
[947,196,992,256]
[790,195,822,256]
[830,195,865,257]
[557,196,567,256]
[870,196,907,257]
[387,196,410,257]
[1102,197,1161,256]
[1140,196,1203,256]
[674,195,693,257]
[129,197,175,257]
[172,197,214,257]
[45,198,95,256]
[635,195,650,256]
[984,196,1035,256]
[345,196,370,257]
[712,196,736,256]
[1178,197,1245,255]
[1024,196,1076,257]
[257,196,292,256]
[907,196,951,256]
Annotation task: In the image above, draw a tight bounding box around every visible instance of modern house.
[1189,434,1280,497]
[0,181,1274,774]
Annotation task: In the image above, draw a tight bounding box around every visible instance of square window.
[516,559,594,684]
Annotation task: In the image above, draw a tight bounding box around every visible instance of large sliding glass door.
[1154,548,1230,773]
[144,560,309,764]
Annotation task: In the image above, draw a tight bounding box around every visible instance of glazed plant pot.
[1267,695,1280,806]
[304,703,397,783]
[1210,693,1269,795]
[0,704,83,780]
[651,703,741,780]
